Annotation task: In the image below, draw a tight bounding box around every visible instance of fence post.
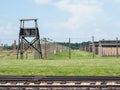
[44,38,47,59]
[69,38,71,59]
[92,36,95,58]
[116,37,118,58]
[20,38,24,59]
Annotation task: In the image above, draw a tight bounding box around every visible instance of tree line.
[57,41,91,50]
[2,41,91,50]
[3,44,14,50]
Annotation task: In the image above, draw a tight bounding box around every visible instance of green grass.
[0,50,120,76]
[48,50,95,60]
[48,50,120,60]
[0,59,120,76]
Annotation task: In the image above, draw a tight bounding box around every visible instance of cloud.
[34,0,51,4]
[34,0,113,41]
[52,0,102,30]
[0,23,18,44]
[0,24,17,35]
[114,0,120,2]
[33,0,102,31]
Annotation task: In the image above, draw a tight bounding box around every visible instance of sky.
[1,0,120,44]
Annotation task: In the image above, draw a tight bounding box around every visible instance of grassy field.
[0,50,120,76]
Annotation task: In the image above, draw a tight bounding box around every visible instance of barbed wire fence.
[0,37,94,59]
[0,38,70,59]
[1,36,120,59]
[40,38,69,59]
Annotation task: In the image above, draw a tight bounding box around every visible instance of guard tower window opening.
[20,20,38,28]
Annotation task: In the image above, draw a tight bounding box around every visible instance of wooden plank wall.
[102,47,120,56]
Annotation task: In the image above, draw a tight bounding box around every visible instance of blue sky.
[0,0,120,44]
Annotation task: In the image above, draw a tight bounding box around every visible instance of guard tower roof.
[20,19,38,21]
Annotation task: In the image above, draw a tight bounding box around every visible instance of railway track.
[0,76,120,90]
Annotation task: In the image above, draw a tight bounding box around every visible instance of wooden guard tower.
[17,19,42,59]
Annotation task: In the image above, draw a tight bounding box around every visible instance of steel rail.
[0,76,119,90]
[0,76,120,81]
[0,85,120,88]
